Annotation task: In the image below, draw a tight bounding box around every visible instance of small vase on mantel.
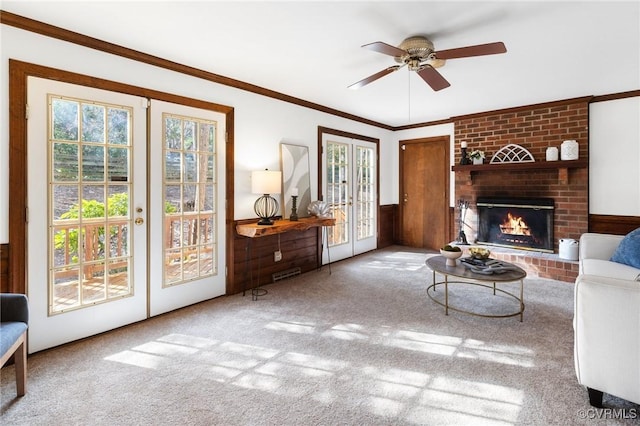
[546,147,559,161]
[473,157,483,165]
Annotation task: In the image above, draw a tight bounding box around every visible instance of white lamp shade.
[251,170,282,194]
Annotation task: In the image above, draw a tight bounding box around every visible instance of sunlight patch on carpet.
[384,330,534,367]
[363,260,425,272]
[280,352,348,372]
[364,395,404,417]
[322,323,369,340]
[132,341,200,356]
[233,373,282,392]
[406,375,524,425]
[456,339,534,367]
[104,350,165,369]
[218,341,280,359]
[256,361,334,379]
[208,365,243,382]
[157,333,218,349]
[264,320,316,334]
[363,366,431,388]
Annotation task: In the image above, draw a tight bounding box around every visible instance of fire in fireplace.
[476,197,554,253]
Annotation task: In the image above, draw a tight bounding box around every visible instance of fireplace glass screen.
[476,197,554,253]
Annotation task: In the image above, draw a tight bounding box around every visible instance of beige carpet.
[2,246,638,425]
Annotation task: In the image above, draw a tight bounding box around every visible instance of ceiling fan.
[348,36,506,91]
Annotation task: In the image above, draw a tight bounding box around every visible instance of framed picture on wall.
[280,143,311,220]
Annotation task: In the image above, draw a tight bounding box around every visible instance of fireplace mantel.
[452,159,587,185]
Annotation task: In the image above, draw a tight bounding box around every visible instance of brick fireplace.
[476,197,555,252]
[453,98,589,282]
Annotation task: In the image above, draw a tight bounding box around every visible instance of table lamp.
[251,169,282,225]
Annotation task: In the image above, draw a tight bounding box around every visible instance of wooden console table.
[236,216,336,238]
[236,216,336,300]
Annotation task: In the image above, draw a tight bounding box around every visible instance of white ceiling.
[3,1,639,127]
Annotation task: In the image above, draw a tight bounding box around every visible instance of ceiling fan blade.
[417,66,451,91]
[348,65,401,90]
[361,41,407,57]
[435,42,506,60]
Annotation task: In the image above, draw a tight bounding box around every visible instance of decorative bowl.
[469,246,491,260]
[440,248,463,266]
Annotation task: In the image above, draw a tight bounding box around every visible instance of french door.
[148,100,226,316]
[26,79,226,352]
[322,133,377,263]
[27,78,148,353]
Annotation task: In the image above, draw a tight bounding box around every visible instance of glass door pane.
[355,145,375,241]
[326,141,350,247]
[163,115,217,286]
[149,100,226,317]
[49,96,134,314]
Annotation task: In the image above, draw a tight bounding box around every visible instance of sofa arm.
[574,274,640,405]
[0,294,29,324]
[579,233,623,262]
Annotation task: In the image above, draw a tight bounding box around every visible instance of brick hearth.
[465,246,579,283]
[453,98,589,283]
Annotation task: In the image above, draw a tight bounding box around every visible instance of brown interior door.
[400,136,450,249]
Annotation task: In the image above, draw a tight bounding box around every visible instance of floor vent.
[272,267,301,283]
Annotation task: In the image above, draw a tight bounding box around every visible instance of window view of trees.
[49,96,136,311]
[47,95,219,311]
[54,193,177,263]
[163,114,217,285]
[326,142,349,246]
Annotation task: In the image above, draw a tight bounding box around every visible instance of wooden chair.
[0,293,29,396]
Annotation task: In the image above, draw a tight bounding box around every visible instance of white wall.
[4,24,636,244]
[0,25,400,242]
[589,97,640,216]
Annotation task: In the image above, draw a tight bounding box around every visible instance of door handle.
[135,207,144,225]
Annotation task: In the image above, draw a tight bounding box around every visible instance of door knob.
[135,217,144,225]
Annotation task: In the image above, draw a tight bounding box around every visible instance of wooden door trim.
[8,60,235,295]
[398,135,451,247]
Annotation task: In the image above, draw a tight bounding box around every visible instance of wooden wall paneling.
[378,205,394,248]
[589,215,640,235]
[0,244,8,292]
[231,220,322,295]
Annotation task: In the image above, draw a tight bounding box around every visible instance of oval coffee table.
[425,255,527,321]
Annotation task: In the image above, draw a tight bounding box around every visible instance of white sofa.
[573,232,640,407]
